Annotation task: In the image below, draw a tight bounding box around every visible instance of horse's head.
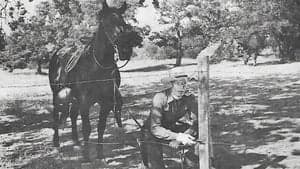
[98,1,143,61]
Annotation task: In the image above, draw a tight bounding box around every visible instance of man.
[140,75,198,169]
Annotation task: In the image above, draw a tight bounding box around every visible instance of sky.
[134,0,163,32]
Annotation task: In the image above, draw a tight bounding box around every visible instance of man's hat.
[161,75,188,85]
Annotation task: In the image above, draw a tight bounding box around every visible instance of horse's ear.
[118,2,127,14]
[102,0,109,12]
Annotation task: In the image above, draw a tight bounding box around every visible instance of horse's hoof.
[81,156,91,163]
[52,147,60,155]
[72,140,81,146]
[73,145,81,151]
[94,159,109,167]
[117,121,122,128]
[81,162,93,169]
[138,163,148,169]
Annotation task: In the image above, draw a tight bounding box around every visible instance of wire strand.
[0,70,200,88]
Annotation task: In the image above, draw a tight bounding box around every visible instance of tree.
[147,0,240,65]
[0,27,5,51]
[1,0,96,73]
[148,0,193,66]
[234,0,300,61]
[1,0,155,72]
[0,0,31,51]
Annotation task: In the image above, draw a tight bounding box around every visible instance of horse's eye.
[119,26,124,33]
[113,13,120,20]
[115,27,123,34]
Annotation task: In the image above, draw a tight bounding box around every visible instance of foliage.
[0,0,300,71]
[234,0,300,61]
[0,0,29,31]
[146,0,300,63]
[0,0,156,71]
[134,40,176,60]
[0,0,30,51]
[147,0,240,65]
[0,28,5,51]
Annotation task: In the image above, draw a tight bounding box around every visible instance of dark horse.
[238,31,266,66]
[48,1,142,162]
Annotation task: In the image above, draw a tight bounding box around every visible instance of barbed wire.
[0,70,200,89]
[82,140,235,147]
[0,83,198,103]
[35,136,236,149]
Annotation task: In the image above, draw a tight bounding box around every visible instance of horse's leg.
[244,52,251,65]
[97,103,111,159]
[52,94,60,147]
[113,89,123,128]
[79,95,92,162]
[70,100,80,146]
[253,52,258,66]
[53,90,72,147]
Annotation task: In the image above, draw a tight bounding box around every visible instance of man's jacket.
[144,88,198,141]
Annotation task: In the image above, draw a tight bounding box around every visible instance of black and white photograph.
[0,0,300,168]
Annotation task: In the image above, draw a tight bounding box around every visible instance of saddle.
[54,43,90,87]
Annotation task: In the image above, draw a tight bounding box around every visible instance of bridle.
[92,22,130,70]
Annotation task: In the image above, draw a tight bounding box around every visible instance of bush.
[133,41,176,60]
[184,46,202,59]
[13,58,27,69]
[164,46,177,59]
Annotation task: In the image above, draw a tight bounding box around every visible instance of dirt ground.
[0,56,300,169]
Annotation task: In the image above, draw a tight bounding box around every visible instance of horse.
[48,1,143,162]
[238,31,266,66]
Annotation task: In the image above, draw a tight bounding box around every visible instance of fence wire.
[0,70,199,89]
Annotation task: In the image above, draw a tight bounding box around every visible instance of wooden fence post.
[197,54,210,169]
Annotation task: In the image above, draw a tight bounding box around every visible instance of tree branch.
[0,0,9,13]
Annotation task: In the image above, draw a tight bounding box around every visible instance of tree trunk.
[175,41,183,66]
[280,40,296,62]
[271,27,297,62]
[36,59,43,74]
[175,29,183,66]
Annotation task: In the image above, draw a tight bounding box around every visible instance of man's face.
[171,80,187,99]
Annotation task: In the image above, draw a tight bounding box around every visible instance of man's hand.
[175,133,195,145]
[169,140,181,149]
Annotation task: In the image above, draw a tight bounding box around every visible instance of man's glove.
[175,133,195,145]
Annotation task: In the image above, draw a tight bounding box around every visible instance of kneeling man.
[141,75,198,169]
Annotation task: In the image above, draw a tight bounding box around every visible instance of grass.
[0,57,300,169]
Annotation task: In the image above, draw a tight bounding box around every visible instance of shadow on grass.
[121,63,196,73]
[247,60,287,66]
[1,73,300,169]
[0,99,52,134]
[208,75,300,169]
